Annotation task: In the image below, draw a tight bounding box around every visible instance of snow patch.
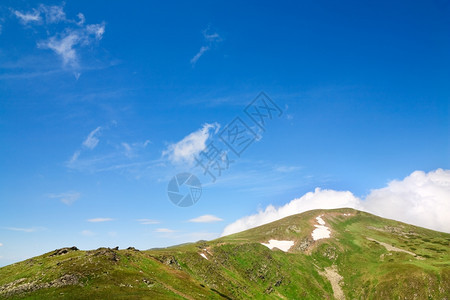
[261,240,294,252]
[316,216,326,225]
[200,253,208,260]
[312,215,331,240]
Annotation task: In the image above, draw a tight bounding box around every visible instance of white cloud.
[69,150,81,163]
[40,33,80,67]
[155,228,176,233]
[0,243,3,247]
[13,9,41,24]
[163,122,220,165]
[37,21,105,69]
[137,219,160,225]
[274,165,302,173]
[77,13,85,25]
[86,23,105,40]
[188,215,223,223]
[81,230,95,236]
[13,5,66,25]
[67,125,111,167]
[87,218,114,223]
[39,4,66,23]
[363,169,450,233]
[48,191,80,205]
[203,32,220,41]
[222,188,361,236]
[121,140,151,158]
[82,126,102,149]
[122,142,132,152]
[5,227,44,233]
[190,27,221,66]
[190,46,209,65]
[222,169,450,236]
[13,4,106,71]
[121,142,133,158]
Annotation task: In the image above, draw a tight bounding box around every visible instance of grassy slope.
[0,208,449,299]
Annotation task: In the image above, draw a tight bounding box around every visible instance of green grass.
[1,208,449,299]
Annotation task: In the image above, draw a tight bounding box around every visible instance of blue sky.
[0,0,449,266]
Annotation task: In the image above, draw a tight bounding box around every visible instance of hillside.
[0,208,449,299]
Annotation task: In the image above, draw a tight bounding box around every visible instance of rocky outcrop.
[49,246,79,257]
[0,274,80,298]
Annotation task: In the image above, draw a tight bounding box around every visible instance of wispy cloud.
[39,34,79,67]
[82,126,102,149]
[155,228,176,233]
[13,9,41,24]
[11,4,106,74]
[163,122,220,165]
[81,230,95,236]
[274,165,302,173]
[76,13,85,26]
[0,243,3,247]
[67,126,102,167]
[69,150,81,164]
[188,215,223,223]
[37,23,105,70]
[4,227,45,233]
[190,46,209,65]
[39,4,66,23]
[137,219,160,225]
[66,121,156,175]
[122,140,150,158]
[122,142,132,154]
[190,27,222,66]
[87,218,114,223]
[12,4,66,25]
[48,191,80,205]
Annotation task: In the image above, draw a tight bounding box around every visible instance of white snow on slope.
[316,216,326,225]
[261,240,294,252]
[200,253,208,260]
[312,215,331,240]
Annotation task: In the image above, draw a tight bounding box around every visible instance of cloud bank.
[222,169,450,236]
[363,169,450,234]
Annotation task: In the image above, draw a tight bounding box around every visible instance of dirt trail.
[366,237,416,256]
[320,265,345,300]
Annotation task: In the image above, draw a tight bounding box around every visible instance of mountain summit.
[1,208,449,299]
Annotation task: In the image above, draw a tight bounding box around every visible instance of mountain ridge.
[1,208,449,299]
